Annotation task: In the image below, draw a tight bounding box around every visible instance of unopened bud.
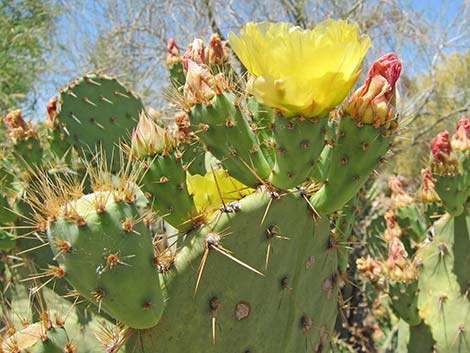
[451,116,470,151]
[183,38,205,72]
[207,34,228,66]
[430,130,451,163]
[384,210,402,241]
[3,109,36,141]
[45,96,59,129]
[183,59,226,106]
[417,167,440,203]
[344,53,401,129]
[166,38,182,66]
[388,176,413,209]
[131,113,169,159]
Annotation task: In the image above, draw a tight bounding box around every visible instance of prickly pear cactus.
[415,210,470,353]
[0,18,403,353]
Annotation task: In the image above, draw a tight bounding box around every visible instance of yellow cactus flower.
[228,19,370,117]
[187,169,254,212]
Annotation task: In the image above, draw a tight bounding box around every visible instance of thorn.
[194,247,209,296]
[210,244,264,277]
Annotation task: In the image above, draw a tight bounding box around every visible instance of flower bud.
[356,256,383,283]
[388,176,413,209]
[131,113,168,159]
[183,38,205,72]
[451,116,470,151]
[430,130,451,163]
[45,96,59,129]
[166,38,182,66]
[183,59,226,106]
[383,210,402,241]
[207,34,228,66]
[417,167,440,203]
[387,236,408,270]
[3,109,36,141]
[344,53,401,128]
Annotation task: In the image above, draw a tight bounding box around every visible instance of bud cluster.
[430,116,470,174]
[182,36,230,107]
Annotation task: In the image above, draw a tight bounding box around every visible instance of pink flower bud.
[183,59,226,106]
[384,210,402,241]
[387,237,408,270]
[3,109,35,141]
[430,130,451,163]
[131,113,168,159]
[388,176,413,209]
[417,167,440,203]
[451,116,470,151]
[183,38,205,72]
[166,38,181,66]
[207,34,228,66]
[344,53,401,128]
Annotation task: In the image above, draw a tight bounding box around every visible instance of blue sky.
[25,0,469,120]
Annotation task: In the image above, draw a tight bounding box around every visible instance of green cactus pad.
[416,210,470,353]
[47,192,164,329]
[0,229,16,250]
[246,98,275,166]
[310,117,391,215]
[140,153,197,230]
[269,114,327,189]
[0,193,18,224]
[389,280,421,326]
[168,61,186,90]
[397,320,435,353]
[395,204,427,244]
[433,172,470,216]
[56,74,144,164]
[126,192,338,353]
[189,92,271,187]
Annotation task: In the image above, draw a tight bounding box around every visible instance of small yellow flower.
[228,19,370,117]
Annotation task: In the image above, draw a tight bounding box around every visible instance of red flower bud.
[430,130,451,163]
[166,38,181,66]
[417,167,440,203]
[207,34,228,66]
[344,53,401,128]
[451,116,470,151]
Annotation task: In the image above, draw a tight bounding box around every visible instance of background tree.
[0,0,57,116]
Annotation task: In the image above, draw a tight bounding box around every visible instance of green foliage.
[0,0,55,114]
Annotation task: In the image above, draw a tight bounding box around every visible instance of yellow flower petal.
[186,169,254,212]
[229,19,370,117]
